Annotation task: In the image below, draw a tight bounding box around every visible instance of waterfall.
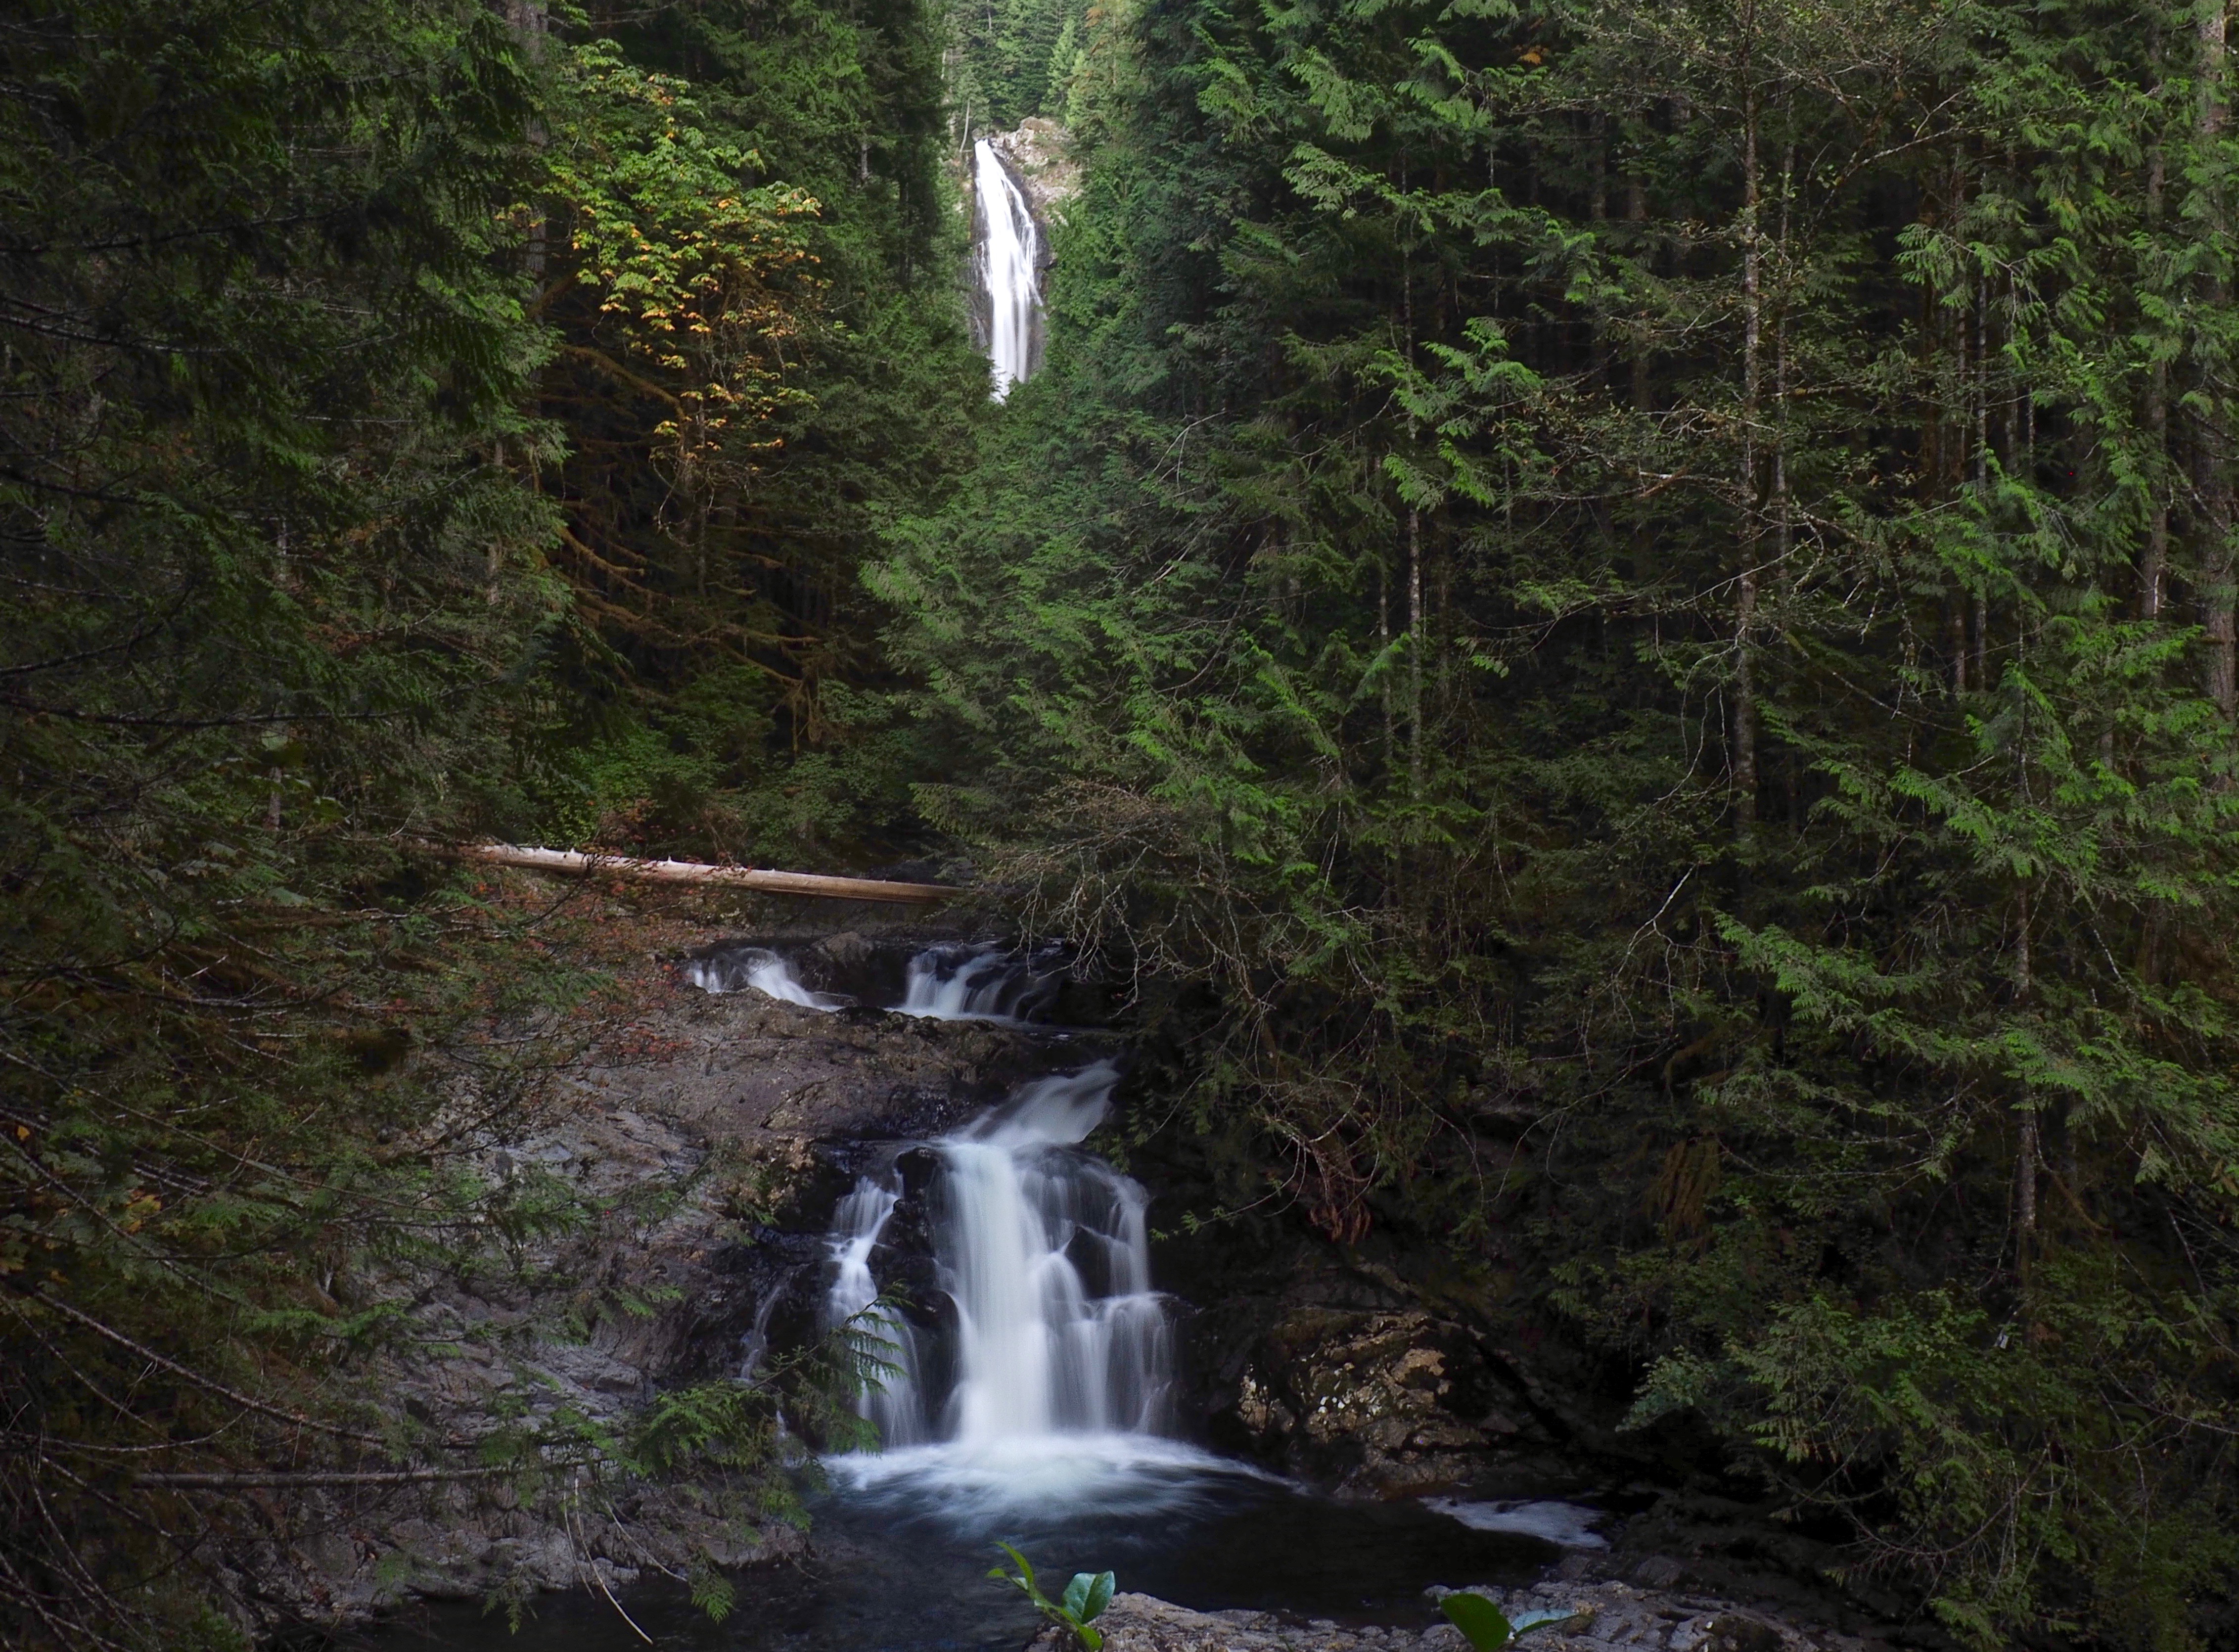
[686,948,851,1011]
[689,939,1062,1021]
[824,1177,929,1447]
[974,138,1044,399]
[737,1264,800,1382]
[897,943,1058,1024]
[822,1061,1174,1457]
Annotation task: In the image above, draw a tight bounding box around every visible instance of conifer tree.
[877,0,2239,1640]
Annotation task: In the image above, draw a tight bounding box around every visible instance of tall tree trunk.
[2014,882,2038,1287]
[1629,174,1651,414]
[2146,139,2170,620]
[2201,0,2236,715]
[1734,60,1762,840]
[1938,151,1967,695]
[509,0,551,279]
[1402,180,1425,804]
[1774,142,1793,574]
[1408,506,1424,801]
[1973,272,1990,686]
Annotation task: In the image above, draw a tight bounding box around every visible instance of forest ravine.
[8,0,2239,1649]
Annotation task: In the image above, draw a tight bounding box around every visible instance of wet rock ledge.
[240,922,1107,1629]
[1035,1579,1898,1652]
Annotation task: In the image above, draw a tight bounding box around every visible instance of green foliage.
[524,0,986,865]
[0,0,594,1638]
[542,38,821,477]
[0,0,973,1641]
[626,1308,890,1490]
[24,0,2239,1646]
[875,0,2239,1643]
[952,0,1089,131]
[989,1543,1116,1651]
[1441,1594,1515,1652]
[1439,1593,1582,1652]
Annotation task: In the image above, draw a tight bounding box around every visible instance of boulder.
[1209,1306,1554,1498]
[1026,1582,1899,1652]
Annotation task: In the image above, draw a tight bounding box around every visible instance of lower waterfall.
[825,1062,1172,1443]
[822,1061,1234,1523]
[369,949,1607,1650]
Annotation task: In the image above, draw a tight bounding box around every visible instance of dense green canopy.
[880,0,2239,1644]
[9,0,2239,1645]
[1,0,967,1642]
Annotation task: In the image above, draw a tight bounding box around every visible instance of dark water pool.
[351,1457,1576,1652]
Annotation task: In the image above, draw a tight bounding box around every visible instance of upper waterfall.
[685,947,851,1010]
[973,138,1045,399]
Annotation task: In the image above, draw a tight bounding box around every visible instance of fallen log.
[441,842,956,905]
[137,1467,512,1489]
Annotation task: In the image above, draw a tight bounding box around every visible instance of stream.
[369,1480,1570,1652]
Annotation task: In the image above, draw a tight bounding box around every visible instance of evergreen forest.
[10,0,2239,1648]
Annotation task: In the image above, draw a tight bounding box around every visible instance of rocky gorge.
[166,888,1925,1652]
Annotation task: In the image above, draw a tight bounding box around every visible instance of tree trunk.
[508,0,551,279]
[1973,272,1990,686]
[2201,1,2236,715]
[1379,556,1394,770]
[1629,174,1651,414]
[1734,64,1762,839]
[2014,881,2038,1287]
[1402,190,1426,805]
[1408,505,1424,800]
[2146,139,2170,620]
[443,843,957,904]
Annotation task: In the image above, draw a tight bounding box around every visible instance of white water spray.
[939,1065,1169,1441]
[896,944,1056,1023]
[824,1178,928,1447]
[974,138,1044,399]
[1421,1497,1610,1549]
[686,948,850,1011]
[823,1061,1213,1518]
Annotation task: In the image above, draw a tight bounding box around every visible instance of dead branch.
[438,842,956,905]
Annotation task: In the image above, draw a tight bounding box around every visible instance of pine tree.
[878,0,2239,1639]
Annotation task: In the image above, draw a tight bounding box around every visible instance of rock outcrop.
[986,117,1080,223]
[217,904,1908,1649]
[1210,1305,1559,1498]
[1031,1581,1899,1652]
[234,927,1108,1629]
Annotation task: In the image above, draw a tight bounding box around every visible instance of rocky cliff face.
[231,919,1107,1631]
[986,117,1081,226]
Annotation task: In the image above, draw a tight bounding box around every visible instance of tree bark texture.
[445,843,957,904]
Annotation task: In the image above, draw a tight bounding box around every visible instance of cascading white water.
[679,938,1609,1573]
[822,1062,1190,1516]
[938,1065,1171,1440]
[974,138,1044,399]
[737,1262,801,1382]
[686,948,850,1011]
[686,942,1616,1603]
[897,943,1055,1023]
[823,1177,928,1447]
[693,940,1057,1021]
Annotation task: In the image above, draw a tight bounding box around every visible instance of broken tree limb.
[442,842,956,905]
[137,1467,513,1489]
